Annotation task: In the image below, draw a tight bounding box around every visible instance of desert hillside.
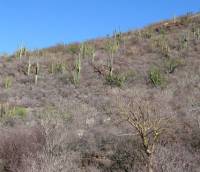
[0,13,200,172]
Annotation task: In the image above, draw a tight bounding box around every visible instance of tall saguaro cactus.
[73,44,85,85]
[85,44,96,63]
[105,31,120,77]
[27,57,32,76]
[16,44,27,60]
[74,53,81,84]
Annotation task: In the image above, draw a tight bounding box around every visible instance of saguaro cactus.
[73,52,82,85]
[73,44,85,85]
[105,31,120,77]
[16,44,27,60]
[35,62,39,85]
[27,57,32,76]
[85,44,96,63]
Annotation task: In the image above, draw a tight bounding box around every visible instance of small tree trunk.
[35,75,38,85]
[148,155,154,172]
[35,62,39,85]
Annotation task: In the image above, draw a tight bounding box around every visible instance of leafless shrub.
[109,136,146,172]
[19,115,83,172]
[0,124,45,171]
[154,143,199,172]
[116,98,172,172]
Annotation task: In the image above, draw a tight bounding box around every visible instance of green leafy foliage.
[0,103,27,121]
[49,61,67,74]
[3,77,12,89]
[12,107,27,117]
[164,58,182,73]
[149,67,165,87]
[105,73,126,87]
[67,44,80,55]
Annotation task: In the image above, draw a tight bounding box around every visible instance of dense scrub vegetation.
[0,13,200,172]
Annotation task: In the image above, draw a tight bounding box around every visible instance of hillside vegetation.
[0,13,200,172]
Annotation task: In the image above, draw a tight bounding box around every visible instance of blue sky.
[0,0,200,54]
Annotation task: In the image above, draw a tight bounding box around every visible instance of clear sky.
[0,0,200,54]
